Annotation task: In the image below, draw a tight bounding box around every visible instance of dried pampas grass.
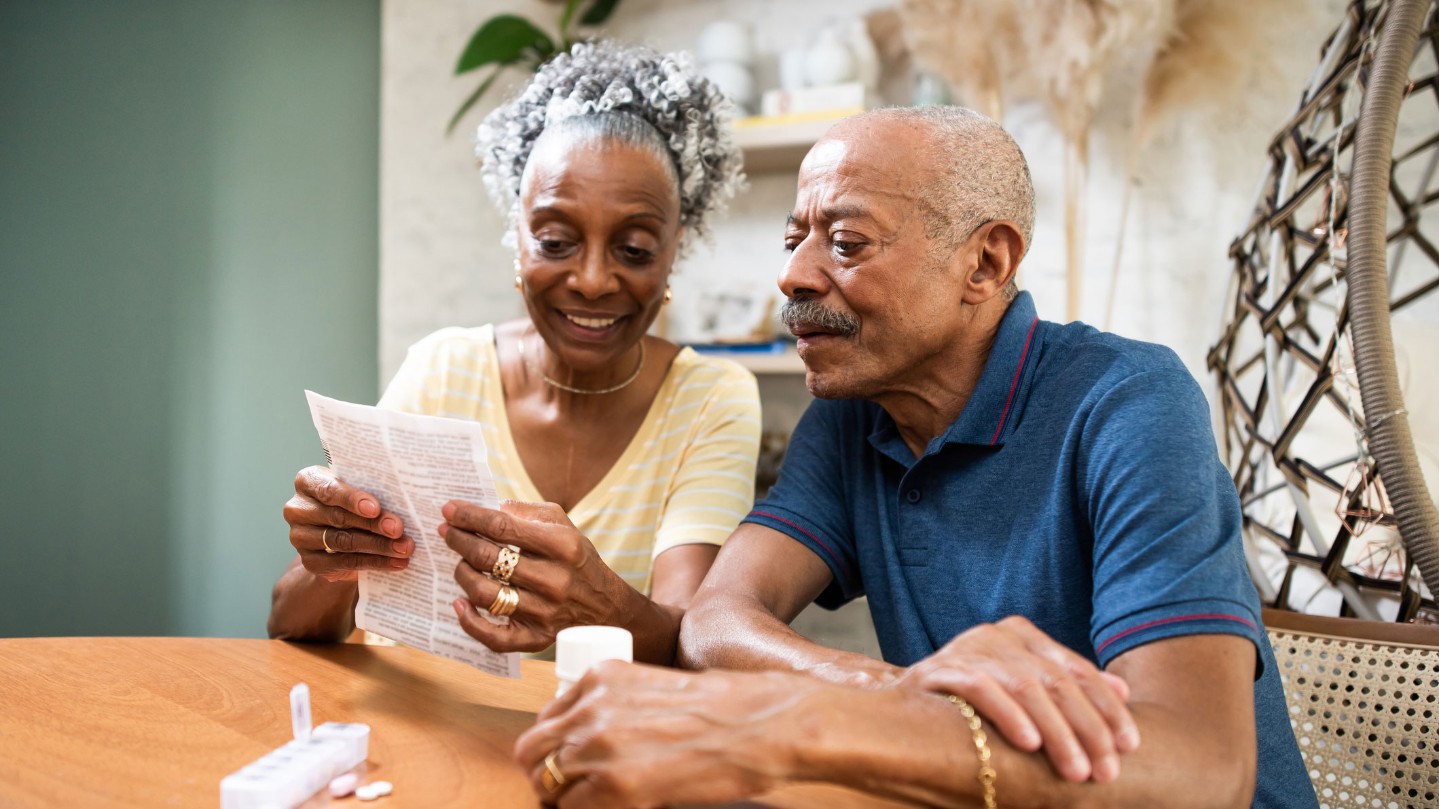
[1023,0,1170,320]
[1023,0,1173,149]
[1103,0,1309,327]
[897,0,1169,321]
[865,8,920,109]
[892,0,1293,323]
[894,0,1023,120]
[1137,0,1306,143]
[894,0,1171,142]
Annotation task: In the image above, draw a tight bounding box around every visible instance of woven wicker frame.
[1265,610,1439,807]
[1210,0,1439,623]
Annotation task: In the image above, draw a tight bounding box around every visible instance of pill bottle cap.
[554,626,633,696]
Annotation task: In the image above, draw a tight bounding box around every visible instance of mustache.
[780,297,859,337]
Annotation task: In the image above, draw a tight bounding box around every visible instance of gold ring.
[487,585,519,618]
[322,528,337,554]
[541,750,568,795]
[491,545,521,585]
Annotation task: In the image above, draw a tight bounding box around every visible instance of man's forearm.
[678,593,900,687]
[800,688,1253,809]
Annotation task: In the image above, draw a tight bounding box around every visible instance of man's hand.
[514,661,819,808]
[895,615,1139,783]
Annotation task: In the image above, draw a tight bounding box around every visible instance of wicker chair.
[1263,609,1439,807]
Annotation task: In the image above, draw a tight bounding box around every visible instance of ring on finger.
[541,749,569,795]
[487,585,519,618]
[322,528,337,554]
[491,545,521,585]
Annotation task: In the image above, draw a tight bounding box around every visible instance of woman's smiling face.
[516,135,682,380]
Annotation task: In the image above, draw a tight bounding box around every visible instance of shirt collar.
[867,291,1042,462]
[944,291,1041,447]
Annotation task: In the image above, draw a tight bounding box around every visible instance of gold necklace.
[519,329,645,395]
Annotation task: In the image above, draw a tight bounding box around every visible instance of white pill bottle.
[554,626,634,698]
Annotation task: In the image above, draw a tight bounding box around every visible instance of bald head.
[824,107,1035,258]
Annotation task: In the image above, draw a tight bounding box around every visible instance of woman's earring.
[514,257,522,292]
[663,286,672,305]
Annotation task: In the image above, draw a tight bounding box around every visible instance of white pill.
[328,772,358,797]
[368,781,393,796]
[356,784,380,801]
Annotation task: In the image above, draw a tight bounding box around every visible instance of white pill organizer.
[220,683,370,809]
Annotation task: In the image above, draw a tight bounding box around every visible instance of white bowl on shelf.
[697,21,753,65]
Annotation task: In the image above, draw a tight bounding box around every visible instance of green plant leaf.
[579,0,621,26]
[447,66,504,135]
[455,15,555,74]
[558,0,584,38]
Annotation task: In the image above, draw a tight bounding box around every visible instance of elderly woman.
[267,42,756,665]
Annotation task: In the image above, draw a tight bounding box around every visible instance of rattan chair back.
[1264,609,1439,807]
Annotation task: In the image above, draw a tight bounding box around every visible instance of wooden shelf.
[710,113,857,374]
[732,112,858,173]
[733,348,806,374]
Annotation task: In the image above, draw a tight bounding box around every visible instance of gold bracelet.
[946,694,998,809]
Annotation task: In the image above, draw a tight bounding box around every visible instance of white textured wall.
[381,0,529,386]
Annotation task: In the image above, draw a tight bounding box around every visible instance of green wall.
[0,1,380,638]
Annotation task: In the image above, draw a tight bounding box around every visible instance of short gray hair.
[477,41,745,254]
[864,106,1035,255]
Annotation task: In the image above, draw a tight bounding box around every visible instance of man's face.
[781,120,972,400]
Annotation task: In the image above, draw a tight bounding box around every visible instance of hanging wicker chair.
[1211,0,1439,623]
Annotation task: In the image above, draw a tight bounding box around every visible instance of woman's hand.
[894,615,1139,784]
[283,466,414,582]
[441,499,636,654]
[514,661,810,809]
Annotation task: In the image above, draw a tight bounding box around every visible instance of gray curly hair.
[476,40,745,254]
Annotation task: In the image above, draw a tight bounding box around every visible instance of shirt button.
[906,489,921,504]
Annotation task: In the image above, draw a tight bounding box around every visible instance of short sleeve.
[743,399,864,607]
[652,362,763,555]
[1083,363,1265,671]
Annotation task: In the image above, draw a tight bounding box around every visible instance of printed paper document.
[305,390,521,678]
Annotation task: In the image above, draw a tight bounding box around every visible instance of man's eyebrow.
[786,205,872,227]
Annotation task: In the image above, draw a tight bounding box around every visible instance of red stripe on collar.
[990,315,1039,445]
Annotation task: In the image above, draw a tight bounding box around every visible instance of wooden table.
[0,638,903,808]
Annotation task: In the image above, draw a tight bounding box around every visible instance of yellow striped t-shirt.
[377,325,761,595]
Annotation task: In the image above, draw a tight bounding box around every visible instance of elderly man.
[514,107,1315,808]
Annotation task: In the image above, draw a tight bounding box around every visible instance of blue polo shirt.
[745,292,1314,807]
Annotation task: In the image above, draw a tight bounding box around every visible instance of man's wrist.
[793,686,1006,805]
[791,685,913,784]
[804,654,903,689]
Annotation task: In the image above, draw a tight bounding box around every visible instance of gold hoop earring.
[514,274,522,292]
[662,286,672,305]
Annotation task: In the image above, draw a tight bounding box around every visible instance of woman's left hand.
[440,499,634,653]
